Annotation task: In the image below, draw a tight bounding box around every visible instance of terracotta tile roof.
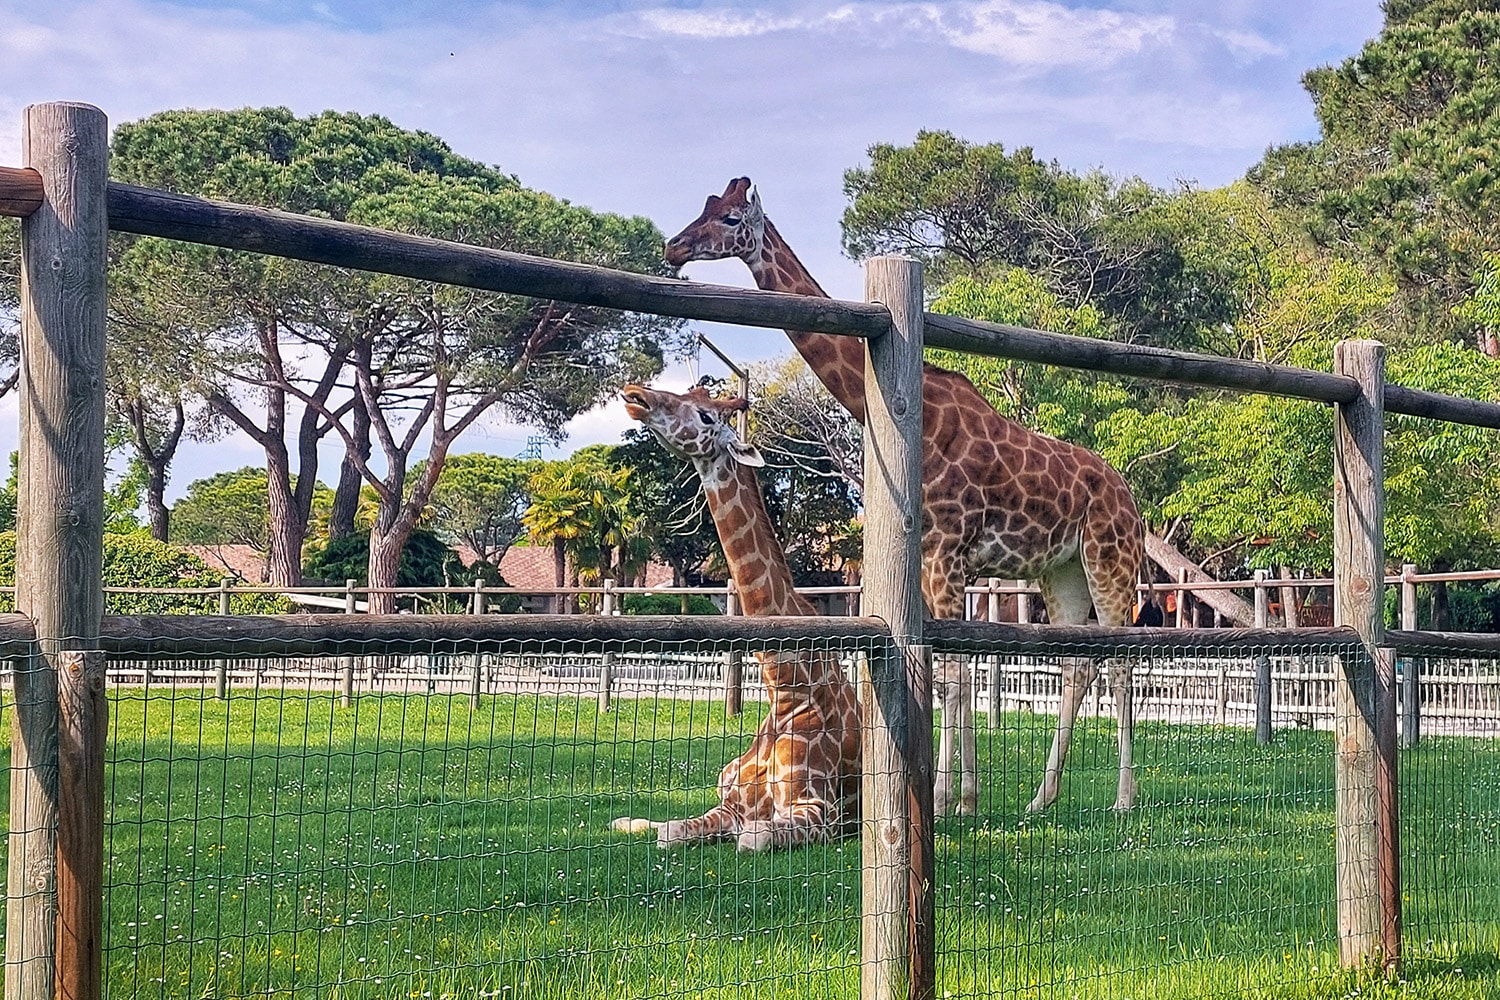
[182,544,268,584]
[495,545,674,590]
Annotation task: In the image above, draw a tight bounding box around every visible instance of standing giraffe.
[610,384,862,850]
[665,177,1148,814]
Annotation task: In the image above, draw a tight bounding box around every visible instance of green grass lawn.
[4,686,1494,999]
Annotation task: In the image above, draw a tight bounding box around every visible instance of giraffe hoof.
[736,820,774,853]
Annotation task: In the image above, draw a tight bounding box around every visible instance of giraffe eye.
[697,409,715,425]
[722,214,741,226]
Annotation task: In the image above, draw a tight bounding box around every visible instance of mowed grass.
[1,685,1493,999]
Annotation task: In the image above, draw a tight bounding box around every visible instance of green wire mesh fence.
[1,623,1496,998]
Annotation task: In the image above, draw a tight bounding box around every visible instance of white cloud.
[1215,27,1286,61]
[635,8,806,39]
[631,1,1177,69]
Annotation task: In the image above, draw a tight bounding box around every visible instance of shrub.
[621,593,721,616]
[0,532,290,614]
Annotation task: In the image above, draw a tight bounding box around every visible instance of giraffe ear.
[745,185,764,224]
[729,441,765,468]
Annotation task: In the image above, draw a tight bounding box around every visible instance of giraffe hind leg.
[1028,557,1097,813]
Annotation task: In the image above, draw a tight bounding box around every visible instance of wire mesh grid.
[1393,644,1500,978]
[928,630,1437,1000]
[96,632,871,1000]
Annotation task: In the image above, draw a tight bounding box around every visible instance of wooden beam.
[104,182,893,339]
[1144,532,1255,625]
[927,312,1500,431]
[0,166,43,218]
[95,613,896,658]
[926,619,1360,654]
[1331,339,1395,972]
[12,101,109,1000]
[860,257,931,1000]
[54,651,105,1000]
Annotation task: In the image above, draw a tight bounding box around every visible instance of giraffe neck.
[750,220,870,421]
[695,457,815,618]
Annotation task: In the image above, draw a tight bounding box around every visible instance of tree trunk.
[329,390,370,539]
[144,458,170,542]
[1144,532,1255,625]
[366,524,406,615]
[265,448,306,588]
[1279,564,1301,628]
[552,538,567,614]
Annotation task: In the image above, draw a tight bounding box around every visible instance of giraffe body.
[611,385,861,850]
[666,179,1147,813]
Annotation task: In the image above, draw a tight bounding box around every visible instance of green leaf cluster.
[0,532,287,614]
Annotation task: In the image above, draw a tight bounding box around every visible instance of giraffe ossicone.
[667,178,1152,815]
[609,383,862,850]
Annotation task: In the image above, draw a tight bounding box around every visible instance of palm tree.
[522,448,641,613]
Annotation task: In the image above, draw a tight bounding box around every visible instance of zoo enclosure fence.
[3,101,1500,1000]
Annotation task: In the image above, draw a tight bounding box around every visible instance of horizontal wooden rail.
[5,169,1495,426]
[95,613,897,657]
[927,620,1362,654]
[1385,629,1500,654]
[926,313,1500,430]
[105,182,893,338]
[925,313,1360,404]
[0,166,43,217]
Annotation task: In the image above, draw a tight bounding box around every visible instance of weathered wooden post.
[340,579,357,707]
[861,256,932,1000]
[597,652,615,714]
[215,577,232,700]
[723,651,743,717]
[1253,569,1273,746]
[1399,564,1419,747]
[985,581,1001,729]
[1331,339,1399,972]
[10,102,109,1000]
[1175,567,1189,627]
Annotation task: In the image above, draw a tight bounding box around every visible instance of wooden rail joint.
[0,166,44,218]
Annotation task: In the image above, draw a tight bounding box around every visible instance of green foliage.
[620,593,722,615]
[1255,2,1500,341]
[842,130,1238,350]
[417,453,535,565]
[0,532,287,613]
[523,449,643,590]
[302,528,459,588]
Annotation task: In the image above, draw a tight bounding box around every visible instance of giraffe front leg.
[922,560,971,818]
[1112,657,1137,811]
[1026,656,1099,813]
[957,657,977,815]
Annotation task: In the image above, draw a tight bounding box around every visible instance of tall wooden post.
[723,652,743,717]
[214,578,232,700]
[1399,564,1419,747]
[861,256,932,1000]
[1253,569,1273,746]
[11,102,110,1000]
[340,579,357,707]
[1332,339,1398,971]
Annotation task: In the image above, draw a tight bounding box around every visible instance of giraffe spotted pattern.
[667,179,1149,814]
[610,385,861,851]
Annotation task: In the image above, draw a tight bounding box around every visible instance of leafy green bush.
[621,593,721,616]
[0,532,289,614]
[302,529,521,612]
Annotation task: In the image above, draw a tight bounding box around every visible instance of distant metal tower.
[517,435,546,461]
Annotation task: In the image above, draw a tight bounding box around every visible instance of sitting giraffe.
[610,384,862,851]
[666,178,1149,814]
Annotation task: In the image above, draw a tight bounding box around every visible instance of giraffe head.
[664,177,766,267]
[622,383,765,470]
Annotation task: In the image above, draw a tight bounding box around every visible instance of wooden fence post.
[215,579,232,700]
[1399,564,1419,747]
[723,651,743,717]
[861,256,932,1000]
[1253,569,1273,745]
[11,101,109,1000]
[340,579,357,707]
[597,652,614,714]
[1175,567,1189,627]
[1332,339,1399,972]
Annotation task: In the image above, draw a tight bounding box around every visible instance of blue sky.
[0,0,1385,492]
